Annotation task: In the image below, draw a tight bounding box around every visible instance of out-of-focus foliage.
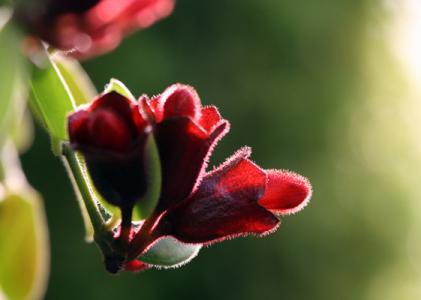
[0,16,27,147]
[0,192,49,300]
[18,0,421,299]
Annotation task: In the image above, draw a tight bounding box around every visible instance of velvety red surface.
[69,92,150,207]
[68,83,312,272]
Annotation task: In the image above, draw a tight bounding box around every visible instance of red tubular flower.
[139,84,229,211]
[68,91,151,208]
[158,147,311,245]
[67,83,312,273]
[15,0,174,58]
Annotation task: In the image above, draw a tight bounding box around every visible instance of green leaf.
[132,134,161,220]
[52,54,97,105]
[103,78,136,101]
[139,237,201,268]
[30,49,76,145]
[47,56,118,239]
[39,54,118,240]
[0,192,49,300]
[29,50,104,240]
[0,17,28,147]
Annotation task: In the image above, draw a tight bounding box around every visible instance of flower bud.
[68,91,150,208]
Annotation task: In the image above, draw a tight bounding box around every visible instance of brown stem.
[118,206,133,250]
[127,213,162,261]
[103,206,134,274]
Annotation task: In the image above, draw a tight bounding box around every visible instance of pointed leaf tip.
[103,79,136,102]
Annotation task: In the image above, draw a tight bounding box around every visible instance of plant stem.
[62,143,163,273]
[62,143,105,232]
[127,213,161,261]
[118,206,133,249]
[62,143,135,274]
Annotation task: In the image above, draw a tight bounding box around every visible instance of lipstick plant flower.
[68,83,312,273]
[0,0,313,296]
[14,0,174,58]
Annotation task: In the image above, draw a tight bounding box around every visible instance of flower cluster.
[15,0,174,58]
[68,84,312,273]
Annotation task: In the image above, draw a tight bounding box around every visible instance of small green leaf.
[0,192,49,300]
[52,54,97,105]
[139,237,201,268]
[103,78,136,101]
[30,49,76,145]
[132,134,162,220]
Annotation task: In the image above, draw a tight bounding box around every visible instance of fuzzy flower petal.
[68,91,150,208]
[67,82,313,274]
[150,85,230,210]
[155,118,228,210]
[160,148,280,245]
[258,170,312,215]
[69,91,147,153]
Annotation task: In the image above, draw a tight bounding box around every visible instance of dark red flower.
[67,83,312,273]
[158,147,311,245]
[139,84,229,211]
[68,91,151,208]
[15,0,174,58]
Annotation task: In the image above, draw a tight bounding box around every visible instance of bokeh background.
[19,0,421,299]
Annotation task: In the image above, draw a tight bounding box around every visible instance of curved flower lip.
[15,0,175,59]
[142,84,225,132]
[153,84,202,122]
[259,170,312,216]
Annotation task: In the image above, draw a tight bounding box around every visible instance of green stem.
[62,143,105,232]
[61,143,163,273]
[61,142,126,264]
[62,143,133,274]
[62,143,135,273]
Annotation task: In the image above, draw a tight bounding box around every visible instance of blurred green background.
[20,0,421,299]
